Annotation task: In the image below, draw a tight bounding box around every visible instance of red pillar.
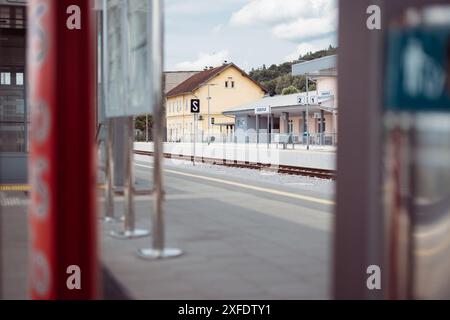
[28,0,98,299]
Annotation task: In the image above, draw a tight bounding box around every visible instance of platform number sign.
[308,95,319,104]
[191,99,200,113]
[298,96,307,105]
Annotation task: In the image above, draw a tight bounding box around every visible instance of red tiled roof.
[165,63,267,97]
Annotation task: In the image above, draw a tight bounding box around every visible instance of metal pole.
[110,116,150,239]
[306,74,310,151]
[124,117,136,231]
[207,85,210,142]
[103,118,119,222]
[320,110,325,146]
[138,0,182,260]
[267,112,270,149]
[256,114,259,144]
[271,112,274,144]
[193,114,197,166]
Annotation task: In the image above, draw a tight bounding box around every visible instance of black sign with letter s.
[190,99,200,113]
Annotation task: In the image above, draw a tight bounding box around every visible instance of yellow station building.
[165,63,267,142]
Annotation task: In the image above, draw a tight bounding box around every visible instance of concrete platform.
[135,142,336,171]
[1,155,333,299]
[100,155,333,299]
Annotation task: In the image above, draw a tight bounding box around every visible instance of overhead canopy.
[223,92,336,117]
[292,55,337,77]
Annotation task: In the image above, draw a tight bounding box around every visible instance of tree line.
[249,45,337,96]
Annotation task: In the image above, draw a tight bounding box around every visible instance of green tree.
[274,74,293,95]
[135,115,153,141]
[292,76,306,92]
[249,45,336,96]
[265,79,278,96]
[282,85,300,95]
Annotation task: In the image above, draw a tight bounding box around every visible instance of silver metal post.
[270,113,274,146]
[124,117,136,231]
[103,118,120,222]
[267,112,270,149]
[256,114,259,144]
[110,116,150,239]
[193,114,197,166]
[320,110,324,146]
[101,0,119,223]
[306,74,310,151]
[138,0,182,260]
[207,85,210,142]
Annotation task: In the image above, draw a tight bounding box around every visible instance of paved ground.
[100,155,334,299]
[0,191,29,299]
[0,191,131,299]
[1,154,334,299]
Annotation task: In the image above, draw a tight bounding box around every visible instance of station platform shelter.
[224,55,338,146]
[223,85,337,146]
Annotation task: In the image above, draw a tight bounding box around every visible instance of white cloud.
[166,0,251,15]
[230,0,335,26]
[272,8,337,42]
[173,50,230,71]
[229,0,337,65]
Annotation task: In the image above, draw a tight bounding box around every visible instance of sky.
[164,0,337,72]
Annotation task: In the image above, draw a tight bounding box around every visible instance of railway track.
[134,150,336,180]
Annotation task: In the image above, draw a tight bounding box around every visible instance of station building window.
[16,73,24,86]
[14,7,24,29]
[225,78,235,89]
[1,72,11,85]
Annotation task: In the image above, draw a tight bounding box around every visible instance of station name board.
[255,106,271,114]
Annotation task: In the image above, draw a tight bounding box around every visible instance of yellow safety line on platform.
[0,185,30,191]
[135,163,335,206]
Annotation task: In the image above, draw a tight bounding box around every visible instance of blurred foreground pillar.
[28,0,98,299]
[334,0,385,300]
[335,0,450,300]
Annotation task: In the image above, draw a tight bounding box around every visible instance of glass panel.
[0,7,10,28]
[0,123,25,152]
[128,0,149,112]
[14,7,24,29]
[106,0,125,117]
[0,94,25,122]
[16,73,24,86]
[1,72,11,85]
